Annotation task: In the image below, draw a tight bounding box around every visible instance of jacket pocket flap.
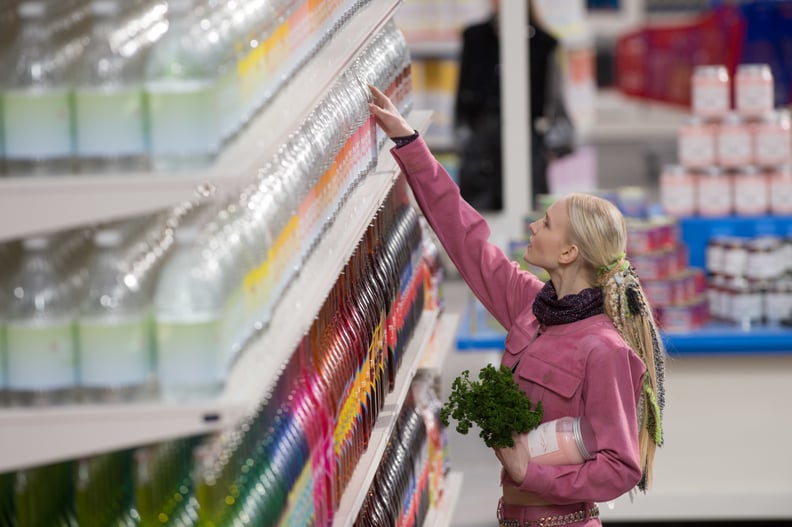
[504,325,536,356]
[516,355,582,398]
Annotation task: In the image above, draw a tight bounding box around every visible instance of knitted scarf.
[532,280,604,326]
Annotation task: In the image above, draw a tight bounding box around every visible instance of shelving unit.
[0,111,433,474]
[333,308,439,527]
[455,296,792,356]
[0,0,402,243]
[0,2,464,522]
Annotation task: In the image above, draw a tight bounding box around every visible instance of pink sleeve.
[391,137,543,330]
[516,344,646,503]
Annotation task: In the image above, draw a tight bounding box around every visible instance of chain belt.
[497,504,599,527]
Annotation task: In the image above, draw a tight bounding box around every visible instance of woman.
[454,0,563,212]
[368,85,665,526]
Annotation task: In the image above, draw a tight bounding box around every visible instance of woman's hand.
[367,85,414,138]
[494,433,531,484]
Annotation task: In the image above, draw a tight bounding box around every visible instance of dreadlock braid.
[566,193,666,492]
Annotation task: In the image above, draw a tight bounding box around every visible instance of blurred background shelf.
[455,297,792,356]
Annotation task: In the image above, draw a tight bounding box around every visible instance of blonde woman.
[368,85,665,526]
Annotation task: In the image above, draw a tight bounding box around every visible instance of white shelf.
[586,89,686,142]
[422,471,464,527]
[419,312,459,372]
[0,110,434,474]
[0,0,402,243]
[332,308,440,527]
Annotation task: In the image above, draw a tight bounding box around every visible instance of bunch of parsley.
[440,364,543,449]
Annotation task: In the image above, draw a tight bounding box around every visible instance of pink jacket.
[391,137,646,505]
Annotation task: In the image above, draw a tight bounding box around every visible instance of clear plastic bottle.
[0,242,22,403]
[519,416,596,465]
[74,0,149,174]
[144,0,220,171]
[0,276,7,406]
[2,1,75,176]
[5,236,79,406]
[154,224,226,401]
[78,227,156,403]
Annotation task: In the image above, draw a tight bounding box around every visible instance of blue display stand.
[679,215,792,269]
[455,300,792,356]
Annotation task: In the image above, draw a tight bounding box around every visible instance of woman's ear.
[558,243,579,265]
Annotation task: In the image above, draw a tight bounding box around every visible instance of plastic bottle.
[5,236,79,406]
[0,284,7,406]
[78,227,155,403]
[518,416,596,465]
[2,1,75,176]
[74,0,149,174]
[154,224,226,401]
[144,0,220,171]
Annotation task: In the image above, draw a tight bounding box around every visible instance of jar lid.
[737,63,773,78]
[694,65,729,79]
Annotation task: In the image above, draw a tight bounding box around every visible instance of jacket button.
[543,372,552,383]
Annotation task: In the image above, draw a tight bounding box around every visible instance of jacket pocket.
[515,355,583,416]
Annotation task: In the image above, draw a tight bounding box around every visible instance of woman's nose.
[529,221,539,234]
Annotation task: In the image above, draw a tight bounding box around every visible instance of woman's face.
[523,197,572,271]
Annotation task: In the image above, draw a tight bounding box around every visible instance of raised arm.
[368,86,544,330]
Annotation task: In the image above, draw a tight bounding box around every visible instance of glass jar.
[745,236,783,282]
[696,167,732,216]
[769,165,792,215]
[707,273,727,320]
[722,237,749,278]
[678,117,716,169]
[660,165,696,217]
[728,276,764,326]
[753,110,791,167]
[733,166,769,216]
[765,278,792,324]
[716,113,753,168]
[519,416,596,466]
[706,236,727,275]
[735,64,774,119]
[692,65,731,119]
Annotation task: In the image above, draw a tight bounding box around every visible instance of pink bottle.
[519,416,596,465]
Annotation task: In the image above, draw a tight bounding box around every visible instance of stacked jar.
[627,218,709,332]
[661,64,792,218]
[705,235,792,325]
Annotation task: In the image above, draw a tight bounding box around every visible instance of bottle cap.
[91,0,122,17]
[94,228,124,248]
[18,1,46,18]
[22,236,50,251]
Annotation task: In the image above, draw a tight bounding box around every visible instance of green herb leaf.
[440,364,543,448]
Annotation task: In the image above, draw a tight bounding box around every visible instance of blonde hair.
[566,193,665,492]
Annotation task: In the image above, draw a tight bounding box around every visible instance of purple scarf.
[532,281,603,326]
